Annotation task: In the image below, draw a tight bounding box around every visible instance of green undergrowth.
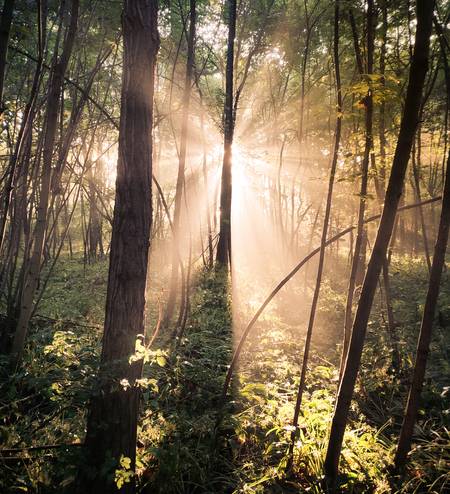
[0,255,449,493]
[137,268,235,493]
[221,313,393,493]
[0,257,107,492]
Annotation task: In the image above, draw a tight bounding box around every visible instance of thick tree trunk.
[216,0,236,267]
[78,2,159,493]
[324,0,433,482]
[10,0,79,368]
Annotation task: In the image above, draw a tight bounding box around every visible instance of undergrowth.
[0,256,449,493]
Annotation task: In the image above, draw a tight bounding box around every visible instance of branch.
[218,196,442,409]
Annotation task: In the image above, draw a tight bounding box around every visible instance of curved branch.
[218,196,442,406]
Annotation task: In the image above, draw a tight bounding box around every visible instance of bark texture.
[78,1,159,492]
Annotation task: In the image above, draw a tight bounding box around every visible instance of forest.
[0,0,449,492]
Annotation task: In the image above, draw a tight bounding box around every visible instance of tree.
[340,0,374,379]
[77,1,159,492]
[324,0,434,482]
[216,0,237,267]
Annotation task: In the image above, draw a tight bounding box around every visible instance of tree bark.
[324,0,434,482]
[78,1,159,493]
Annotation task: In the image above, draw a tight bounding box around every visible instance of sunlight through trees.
[0,0,448,492]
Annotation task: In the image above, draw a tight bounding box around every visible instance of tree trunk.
[378,0,388,194]
[287,0,342,468]
[88,161,102,262]
[324,0,433,482]
[77,2,159,493]
[200,108,214,269]
[340,0,374,380]
[216,0,236,267]
[412,128,432,270]
[381,257,401,373]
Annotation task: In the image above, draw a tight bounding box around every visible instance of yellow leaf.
[120,455,131,470]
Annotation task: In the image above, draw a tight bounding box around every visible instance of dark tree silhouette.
[216,0,236,267]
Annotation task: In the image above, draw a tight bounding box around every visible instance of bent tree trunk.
[78,2,159,493]
[324,0,434,482]
[216,0,236,267]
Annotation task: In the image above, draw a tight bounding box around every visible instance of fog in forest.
[0,1,449,493]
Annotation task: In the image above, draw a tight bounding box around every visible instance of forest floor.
[0,255,449,493]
